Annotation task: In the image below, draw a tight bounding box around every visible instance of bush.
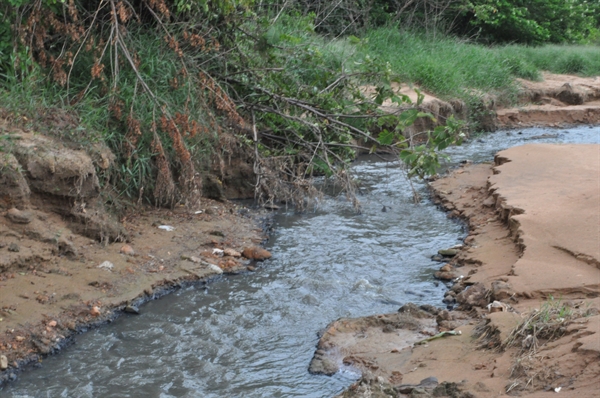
[457,0,600,45]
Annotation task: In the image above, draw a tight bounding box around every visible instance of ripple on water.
[2,126,599,398]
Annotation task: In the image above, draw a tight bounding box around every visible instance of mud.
[318,143,599,397]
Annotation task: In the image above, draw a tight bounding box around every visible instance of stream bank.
[0,124,272,384]
[321,142,599,397]
[1,72,600,394]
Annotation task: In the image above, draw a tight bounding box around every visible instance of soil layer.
[0,121,271,385]
[315,143,600,397]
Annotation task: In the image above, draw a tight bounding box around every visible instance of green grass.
[354,27,600,104]
[360,28,523,103]
[3,16,600,207]
[495,44,600,76]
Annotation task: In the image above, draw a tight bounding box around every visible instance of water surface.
[3,126,598,398]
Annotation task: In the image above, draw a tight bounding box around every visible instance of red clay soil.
[318,143,600,398]
[0,121,271,384]
[497,73,600,128]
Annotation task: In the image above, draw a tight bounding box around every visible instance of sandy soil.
[367,73,600,134]
[0,202,272,382]
[2,71,599,390]
[313,143,600,397]
[0,123,271,384]
[497,73,600,128]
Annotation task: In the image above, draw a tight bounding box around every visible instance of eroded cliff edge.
[312,143,599,398]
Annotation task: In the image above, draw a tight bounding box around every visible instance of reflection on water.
[3,126,598,397]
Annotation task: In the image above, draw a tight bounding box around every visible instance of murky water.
[2,126,598,398]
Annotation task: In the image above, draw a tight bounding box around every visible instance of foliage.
[0,0,256,207]
[496,44,600,76]
[457,0,600,45]
[360,27,522,107]
[12,0,600,210]
[0,1,469,210]
[399,115,465,178]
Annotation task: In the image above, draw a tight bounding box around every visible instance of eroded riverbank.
[1,121,599,396]
[322,142,600,397]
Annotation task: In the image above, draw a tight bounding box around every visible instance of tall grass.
[495,45,600,76]
[358,27,600,103]
[360,28,526,103]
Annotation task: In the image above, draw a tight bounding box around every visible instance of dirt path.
[312,143,600,397]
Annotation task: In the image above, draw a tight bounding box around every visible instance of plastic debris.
[414,330,462,346]
[98,261,114,270]
[208,263,224,274]
[158,225,175,231]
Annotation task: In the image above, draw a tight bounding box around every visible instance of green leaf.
[378,129,395,146]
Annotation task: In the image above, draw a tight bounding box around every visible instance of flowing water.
[2,126,599,398]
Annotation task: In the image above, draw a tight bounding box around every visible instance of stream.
[2,126,599,398]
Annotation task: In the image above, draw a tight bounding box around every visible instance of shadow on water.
[2,126,599,397]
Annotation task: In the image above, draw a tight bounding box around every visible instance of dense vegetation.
[0,0,599,208]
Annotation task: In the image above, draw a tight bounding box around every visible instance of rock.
[556,83,586,105]
[120,244,135,256]
[47,320,57,328]
[434,271,458,281]
[397,377,439,394]
[431,254,444,262]
[491,280,513,301]
[223,248,241,257]
[0,154,31,207]
[442,295,456,305]
[440,264,453,272]
[6,208,33,224]
[10,132,100,198]
[398,303,437,318]
[247,265,256,271]
[242,247,272,261]
[124,305,140,314]
[309,350,340,375]
[8,243,19,252]
[456,283,489,308]
[263,203,280,210]
[436,310,469,330]
[90,306,101,316]
[97,261,114,270]
[0,355,8,370]
[438,248,459,257]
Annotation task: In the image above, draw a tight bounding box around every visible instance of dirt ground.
[497,73,600,128]
[0,123,271,384]
[2,71,600,391]
[312,143,600,397]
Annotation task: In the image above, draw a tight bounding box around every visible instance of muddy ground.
[312,144,599,397]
